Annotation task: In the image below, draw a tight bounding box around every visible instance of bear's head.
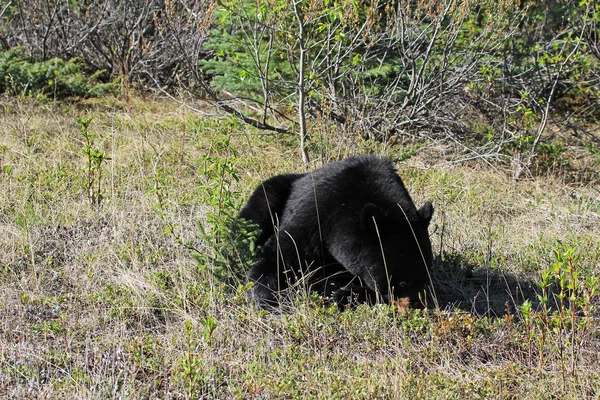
[358,201,434,308]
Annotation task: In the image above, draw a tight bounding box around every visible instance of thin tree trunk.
[293,1,309,163]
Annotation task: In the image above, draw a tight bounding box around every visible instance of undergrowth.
[0,48,115,100]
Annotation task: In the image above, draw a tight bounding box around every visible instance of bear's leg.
[247,234,296,308]
[247,228,318,308]
[247,255,281,308]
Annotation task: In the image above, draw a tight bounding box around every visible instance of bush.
[0,49,115,99]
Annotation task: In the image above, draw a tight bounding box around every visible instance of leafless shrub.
[0,0,216,90]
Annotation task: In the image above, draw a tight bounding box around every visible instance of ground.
[0,96,599,398]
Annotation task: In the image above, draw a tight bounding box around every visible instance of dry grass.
[1,96,599,399]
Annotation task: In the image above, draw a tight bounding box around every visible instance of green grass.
[0,96,599,398]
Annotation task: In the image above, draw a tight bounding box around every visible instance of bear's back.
[288,155,414,213]
[278,155,420,235]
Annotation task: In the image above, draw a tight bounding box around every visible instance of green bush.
[196,130,259,287]
[0,49,116,99]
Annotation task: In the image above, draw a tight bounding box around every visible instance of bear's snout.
[393,295,425,312]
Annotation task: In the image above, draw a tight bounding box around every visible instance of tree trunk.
[293,1,309,163]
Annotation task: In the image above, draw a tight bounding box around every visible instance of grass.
[1,95,599,398]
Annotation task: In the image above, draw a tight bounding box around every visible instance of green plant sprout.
[519,244,598,386]
[196,127,259,287]
[78,117,110,207]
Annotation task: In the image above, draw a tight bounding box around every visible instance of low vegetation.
[1,96,599,398]
[0,49,116,100]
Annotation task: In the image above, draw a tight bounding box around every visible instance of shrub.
[0,49,115,99]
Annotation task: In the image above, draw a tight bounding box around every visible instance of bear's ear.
[360,203,381,231]
[417,201,434,227]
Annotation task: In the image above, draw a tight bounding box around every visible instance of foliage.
[2,0,599,169]
[174,319,214,398]
[0,49,115,99]
[195,126,260,287]
[199,1,295,105]
[146,123,258,296]
[78,117,110,207]
[199,0,599,169]
[200,0,599,121]
[519,244,598,382]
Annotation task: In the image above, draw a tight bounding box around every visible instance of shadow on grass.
[429,251,539,317]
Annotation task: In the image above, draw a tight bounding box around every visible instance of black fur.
[238,173,303,247]
[238,155,434,308]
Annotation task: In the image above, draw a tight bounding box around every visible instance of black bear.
[238,155,434,309]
